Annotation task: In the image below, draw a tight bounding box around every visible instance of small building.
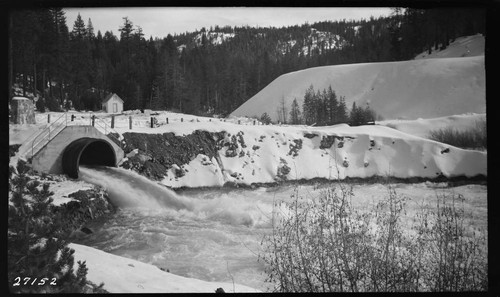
[102,93,124,114]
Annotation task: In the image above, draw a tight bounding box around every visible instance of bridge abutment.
[31,126,124,177]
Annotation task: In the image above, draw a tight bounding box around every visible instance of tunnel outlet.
[62,137,117,178]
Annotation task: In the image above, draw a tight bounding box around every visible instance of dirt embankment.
[119,130,227,181]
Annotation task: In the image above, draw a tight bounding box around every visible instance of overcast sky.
[64,7,393,39]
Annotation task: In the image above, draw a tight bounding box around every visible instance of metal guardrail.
[90,114,124,149]
[29,113,68,159]
[26,113,125,160]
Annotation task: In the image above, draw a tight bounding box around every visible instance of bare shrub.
[428,119,486,150]
[413,191,487,291]
[260,182,487,292]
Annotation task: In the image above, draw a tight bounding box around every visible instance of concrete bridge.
[27,121,124,178]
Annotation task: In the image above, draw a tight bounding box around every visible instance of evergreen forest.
[8,7,485,117]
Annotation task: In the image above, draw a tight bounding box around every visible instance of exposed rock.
[11,97,36,124]
[9,144,21,159]
[320,135,343,149]
[304,133,318,139]
[56,187,115,236]
[343,159,349,168]
[441,148,450,154]
[276,158,291,180]
[288,139,302,157]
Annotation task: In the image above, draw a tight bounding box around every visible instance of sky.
[63,7,393,39]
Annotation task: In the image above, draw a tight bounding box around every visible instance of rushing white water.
[76,166,487,291]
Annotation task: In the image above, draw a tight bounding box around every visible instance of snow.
[10,110,487,191]
[69,243,260,293]
[414,34,484,60]
[378,113,486,138]
[18,110,480,189]
[231,35,485,121]
[48,179,94,206]
[278,29,346,55]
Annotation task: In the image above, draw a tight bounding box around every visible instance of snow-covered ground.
[378,113,486,139]
[231,34,485,121]
[10,110,487,191]
[70,243,259,293]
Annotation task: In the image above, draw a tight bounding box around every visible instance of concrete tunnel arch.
[62,137,117,178]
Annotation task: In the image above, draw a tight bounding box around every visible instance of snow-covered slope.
[231,56,485,121]
[231,35,485,121]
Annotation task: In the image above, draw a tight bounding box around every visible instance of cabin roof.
[102,93,124,103]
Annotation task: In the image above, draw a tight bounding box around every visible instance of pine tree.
[8,161,102,293]
[350,101,358,125]
[260,112,272,125]
[302,84,315,125]
[337,96,349,124]
[326,85,338,124]
[71,13,86,40]
[86,18,95,40]
[289,98,301,124]
[363,102,376,123]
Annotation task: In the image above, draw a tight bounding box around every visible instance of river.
[75,165,487,291]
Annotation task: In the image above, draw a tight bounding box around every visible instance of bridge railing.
[28,113,68,159]
[91,115,125,150]
[23,112,125,161]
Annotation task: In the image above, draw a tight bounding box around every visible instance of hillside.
[230,55,485,121]
[414,34,484,60]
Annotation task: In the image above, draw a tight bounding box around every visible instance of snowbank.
[230,55,485,121]
[230,34,485,121]
[70,243,260,293]
[378,113,486,138]
[154,122,486,189]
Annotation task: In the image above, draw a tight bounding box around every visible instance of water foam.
[79,166,274,227]
[79,166,194,210]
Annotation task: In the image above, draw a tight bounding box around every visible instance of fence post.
[91,115,95,126]
[151,117,154,128]
[48,114,50,123]
[129,116,132,129]
[111,115,115,128]
[166,118,169,124]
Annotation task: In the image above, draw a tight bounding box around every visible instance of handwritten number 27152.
[12,277,57,286]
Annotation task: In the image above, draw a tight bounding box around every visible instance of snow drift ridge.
[231,56,485,121]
